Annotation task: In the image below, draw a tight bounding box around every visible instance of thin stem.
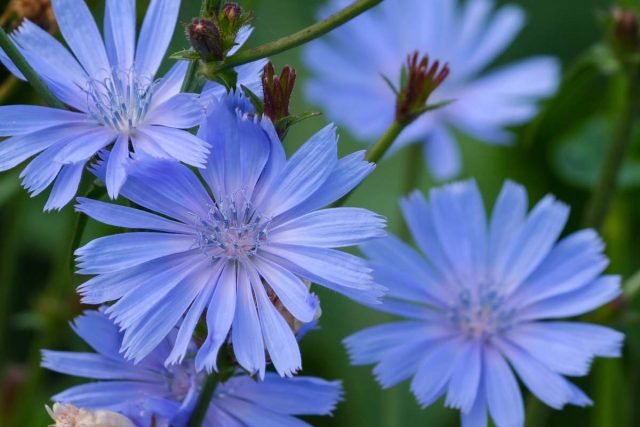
[583,66,640,229]
[216,0,382,71]
[366,120,406,164]
[188,372,222,427]
[334,120,408,207]
[0,27,65,109]
[68,183,105,272]
[181,61,200,93]
[180,0,212,93]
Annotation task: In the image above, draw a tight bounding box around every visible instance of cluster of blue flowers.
[0,0,625,426]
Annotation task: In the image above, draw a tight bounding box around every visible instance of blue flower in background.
[75,93,386,378]
[0,0,264,210]
[345,180,624,427]
[303,0,560,180]
[43,310,343,427]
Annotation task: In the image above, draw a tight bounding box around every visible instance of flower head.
[345,180,624,427]
[43,310,343,427]
[75,93,385,378]
[303,0,560,180]
[46,403,135,427]
[0,0,264,210]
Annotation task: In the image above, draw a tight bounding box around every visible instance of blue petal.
[253,256,316,322]
[231,267,266,377]
[120,263,213,362]
[41,350,159,381]
[104,0,136,70]
[105,134,130,198]
[518,275,620,321]
[263,244,382,304]
[424,126,461,181]
[44,162,85,211]
[152,61,188,106]
[51,0,110,78]
[271,208,386,248]
[146,94,203,128]
[0,105,92,136]
[135,0,181,78]
[75,198,192,234]
[495,337,591,409]
[261,124,338,217]
[75,232,196,274]
[52,381,167,410]
[53,127,116,164]
[250,264,302,377]
[136,126,209,168]
[0,124,94,172]
[497,194,569,293]
[446,340,482,412]
[10,20,88,109]
[222,373,343,415]
[362,234,450,306]
[410,338,462,407]
[196,262,237,372]
[70,310,123,358]
[429,180,487,287]
[487,180,528,280]
[511,229,608,307]
[483,345,524,427]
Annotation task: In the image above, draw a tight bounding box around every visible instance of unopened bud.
[46,403,135,427]
[262,62,297,138]
[221,2,242,24]
[612,8,640,54]
[396,52,449,124]
[187,18,223,62]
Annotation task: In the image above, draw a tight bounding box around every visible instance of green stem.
[68,183,105,272]
[188,373,220,427]
[216,0,382,71]
[181,61,200,93]
[366,121,406,164]
[583,66,640,230]
[333,120,407,207]
[0,28,65,109]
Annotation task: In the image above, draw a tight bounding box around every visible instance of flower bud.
[612,8,640,54]
[46,403,135,427]
[396,51,449,124]
[262,62,297,137]
[187,18,223,62]
[221,2,242,24]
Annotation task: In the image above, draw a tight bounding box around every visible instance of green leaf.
[275,111,322,129]
[379,73,399,96]
[240,84,264,114]
[170,49,201,60]
[552,116,640,189]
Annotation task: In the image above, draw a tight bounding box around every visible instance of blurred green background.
[2,0,640,426]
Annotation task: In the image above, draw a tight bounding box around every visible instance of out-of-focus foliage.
[2,0,640,426]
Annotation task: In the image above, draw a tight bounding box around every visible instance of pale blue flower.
[303,0,560,180]
[0,0,263,210]
[75,93,386,378]
[345,180,624,427]
[43,310,343,427]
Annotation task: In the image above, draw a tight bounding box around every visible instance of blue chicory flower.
[345,180,624,427]
[42,310,343,427]
[303,0,560,180]
[0,0,264,210]
[74,93,386,378]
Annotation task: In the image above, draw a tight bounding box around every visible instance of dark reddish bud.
[262,62,297,129]
[396,51,449,124]
[221,2,242,24]
[187,18,223,62]
[612,8,640,54]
